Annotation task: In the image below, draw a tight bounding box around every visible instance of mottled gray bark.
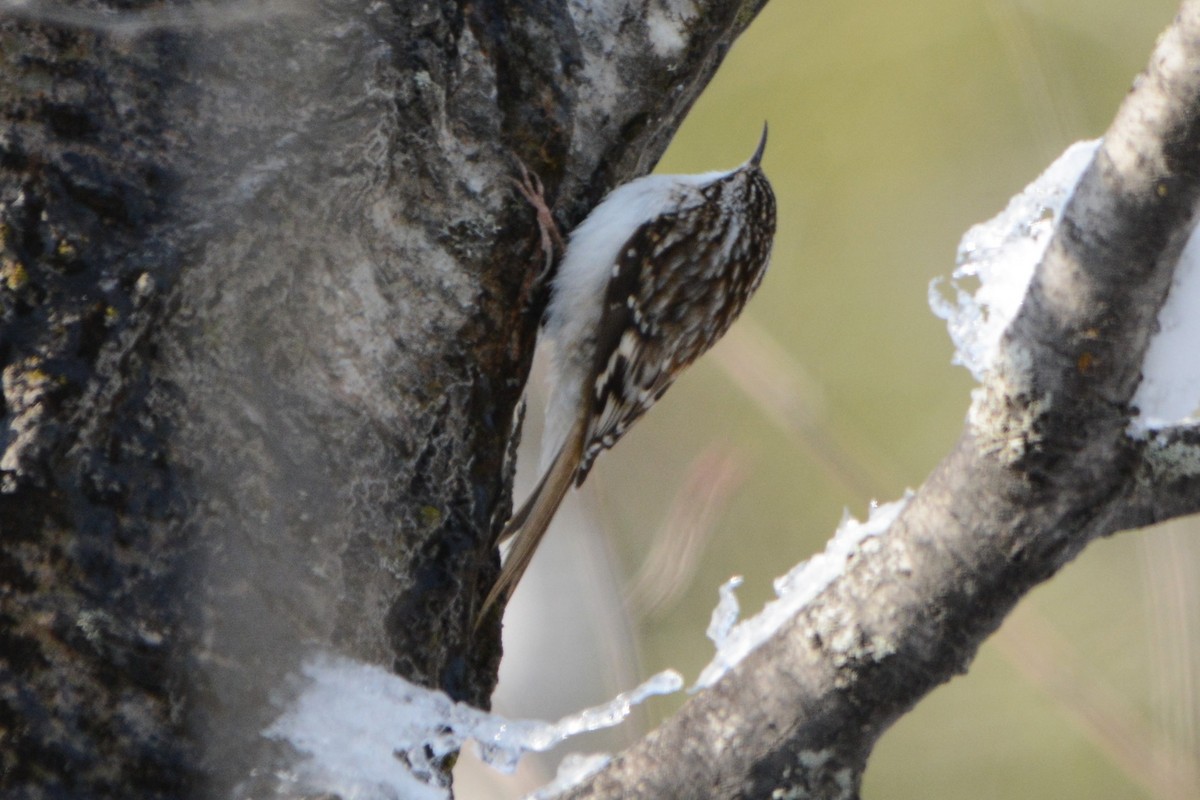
[0,0,767,797]
[560,3,1200,798]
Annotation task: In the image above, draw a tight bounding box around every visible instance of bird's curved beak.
[749,122,768,168]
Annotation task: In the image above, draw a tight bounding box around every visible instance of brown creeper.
[482,125,777,621]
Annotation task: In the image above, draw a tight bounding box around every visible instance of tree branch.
[559,3,1200,797]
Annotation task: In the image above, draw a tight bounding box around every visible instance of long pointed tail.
[476,416,586,628]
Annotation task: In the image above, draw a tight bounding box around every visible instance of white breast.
[539,168,733,468]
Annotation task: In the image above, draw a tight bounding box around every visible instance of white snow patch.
[265,654,682,799]
[929,136,1200,430]
[706,575,743,648]
[1131,221,1200,430]
[693,494,911,690]
[929,139,1099,381]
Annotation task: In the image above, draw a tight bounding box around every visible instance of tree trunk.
[0,0,768,796]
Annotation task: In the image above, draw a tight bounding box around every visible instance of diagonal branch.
[559,2,1200,797]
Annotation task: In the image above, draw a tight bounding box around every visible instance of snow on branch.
[265,655,682,799]
[932,137,1200,432]
[696,495,911,690]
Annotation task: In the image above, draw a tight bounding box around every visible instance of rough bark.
[559,3,1200,798]
[0,0,768,797]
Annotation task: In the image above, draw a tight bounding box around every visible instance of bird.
[480,125,777,623]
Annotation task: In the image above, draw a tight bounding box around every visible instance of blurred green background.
[457,1,1200,798]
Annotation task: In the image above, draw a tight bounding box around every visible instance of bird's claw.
[510,159,565,282]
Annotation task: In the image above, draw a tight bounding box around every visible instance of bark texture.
[0,0,768,797]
